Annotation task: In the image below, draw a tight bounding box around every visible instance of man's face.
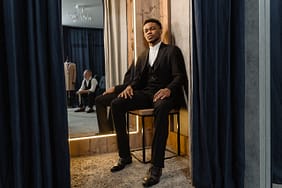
[143,22,162,46]
[84,71,91,80]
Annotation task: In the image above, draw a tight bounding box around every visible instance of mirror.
[62,0,137,139]
[62,0,105,139]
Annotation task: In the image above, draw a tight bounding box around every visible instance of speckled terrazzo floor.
[71,152,193,188]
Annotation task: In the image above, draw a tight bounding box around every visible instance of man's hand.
[103,87,115,95]
[118,85,134,99]
[153,88,171,102]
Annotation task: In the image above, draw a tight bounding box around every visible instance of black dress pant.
[95,93,118,134]
[80,92,95,108]
[111,90,177,168]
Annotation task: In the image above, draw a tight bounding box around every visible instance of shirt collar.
[149,41,162,51]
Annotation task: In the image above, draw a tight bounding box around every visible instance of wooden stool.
[127,108,180,163]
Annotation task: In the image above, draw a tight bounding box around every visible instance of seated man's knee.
[111,98,126,112]
[154,99,174,114]
[110,98,119,110]
[95,95,103,104]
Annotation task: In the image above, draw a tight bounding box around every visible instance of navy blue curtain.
[271,0,282,184]
[0,0,70,187]
[192,0,245,187]
[63,26,105,89]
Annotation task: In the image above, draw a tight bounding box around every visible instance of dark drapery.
[63,26,105,89]
[271,0,282,184]
[0,0,70,187]
[192,0,245,187]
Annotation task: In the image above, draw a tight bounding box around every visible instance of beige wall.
[170,0,191,67]
[170,0,192,137]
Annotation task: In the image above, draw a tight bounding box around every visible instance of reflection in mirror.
[62,0,105,139]
[62,0,137,139]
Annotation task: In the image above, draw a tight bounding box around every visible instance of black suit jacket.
[114,63,135,94]
[131,43,188,106]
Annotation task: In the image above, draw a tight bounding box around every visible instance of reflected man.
[75,69,98,113]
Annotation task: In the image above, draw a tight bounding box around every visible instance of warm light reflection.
[133,0,137,64]
[68,116,140,141]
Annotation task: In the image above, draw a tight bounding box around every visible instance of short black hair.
[143,18,162,29]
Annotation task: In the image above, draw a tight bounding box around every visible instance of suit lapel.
[152,43,166,70]
[139,43,166,73]
[140,49,149,72]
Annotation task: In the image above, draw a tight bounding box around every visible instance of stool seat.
[129,108,179,116]
[127,108,181,163]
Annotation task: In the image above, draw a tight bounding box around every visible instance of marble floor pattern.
[71,152,193,188]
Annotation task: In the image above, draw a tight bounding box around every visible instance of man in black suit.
[95,64,135,134]
[110,18,187,187]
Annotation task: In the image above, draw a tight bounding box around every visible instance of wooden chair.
[126,108,180,163]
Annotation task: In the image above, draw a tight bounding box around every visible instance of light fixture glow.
[67,4,94,24]
[68,118,140,142]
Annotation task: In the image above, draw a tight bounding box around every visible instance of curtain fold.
[271,0,282,184]
[0,0,70,187]
[103,0,128,88]
[63,26,105,89]
[192,0,245,187]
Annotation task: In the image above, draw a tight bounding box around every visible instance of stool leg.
[126,112,129,133]
[177,113,180,156]
[142,116,146,163]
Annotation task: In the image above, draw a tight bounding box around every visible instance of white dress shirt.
[79,77,98,93]
[148,41,161,67]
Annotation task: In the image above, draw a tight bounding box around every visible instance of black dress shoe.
[110,157,132,172]
[142,166,162,187]
[86,108,94,113]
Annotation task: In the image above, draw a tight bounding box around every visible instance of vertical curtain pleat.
[192,0,245,187]
[0,0,70,187]
[0,2,13,183]
[271,0,282,184]
[103,0,128,88]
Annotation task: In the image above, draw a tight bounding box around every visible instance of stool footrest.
[127,108,181,164]
[130,147,178,164]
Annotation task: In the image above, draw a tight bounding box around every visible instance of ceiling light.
[67,4,93,24]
